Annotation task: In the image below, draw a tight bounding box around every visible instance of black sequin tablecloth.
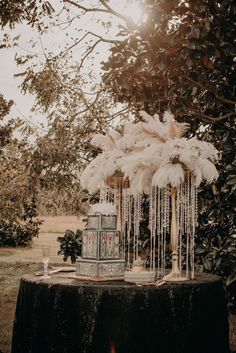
[11,273,230,353]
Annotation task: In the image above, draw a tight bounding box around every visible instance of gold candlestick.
[163,187,188,282]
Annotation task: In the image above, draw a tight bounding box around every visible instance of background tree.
[0,0,54,30]
[1,0,235,302]
[99,0,236,303]
[102,0,236,121]
[0,95,41,246]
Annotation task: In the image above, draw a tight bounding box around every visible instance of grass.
[0,262,41,353]
[38,215,84,233]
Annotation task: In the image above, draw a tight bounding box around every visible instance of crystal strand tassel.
[149,188,153,270]
[176,186,181,277]
[161,189,164,278]
[157,188,161,279]
[190,174,196,279]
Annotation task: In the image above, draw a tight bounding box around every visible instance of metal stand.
[163,187,188,282]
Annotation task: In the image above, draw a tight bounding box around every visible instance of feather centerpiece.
[80,110,219,193]
[79,110,219,284]
[118,112,219,192]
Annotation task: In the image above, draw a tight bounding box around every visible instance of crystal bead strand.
[109,186,114,205]
[184,179,189,278]
[106,185,110,203]
[194,184,198,276]
[133,193,142,262]
[190,174,196,279]
[99,185,105,203]
[176,186,181,276]
[127,193,132,270]
[166,186,170,235]
[157,187,161,279]
[133,194,137,263]
[153,188,156,271]
[137,193,142,261]
[133,195,138,260]
[195,185,198,227]
[148,186,153,270]
[184,181,187,235]
[187,172,191,278]
[163,186,168,275]
[150,188,154,271]
[122,189,128,259]
[180,183,184,276]
[167,186,170,272]
[114,189,119,210]
[153,187,156,270]
[106,185,109,203]
[153,186,158,271]
[161,189,165,277]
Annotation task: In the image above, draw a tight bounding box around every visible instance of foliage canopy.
[0,0,235,301]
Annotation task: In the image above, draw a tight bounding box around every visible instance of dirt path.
[0,216,85,264]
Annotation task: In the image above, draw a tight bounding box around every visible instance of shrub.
[57,229,82,263]
[0,220,41,247]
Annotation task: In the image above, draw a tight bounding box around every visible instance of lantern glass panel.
[101,215,117,230]
[87,215,100,230]
[82,231,98,258]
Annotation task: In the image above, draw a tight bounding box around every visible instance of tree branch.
[63,0,110,15]
[63,0,136,28]
[51,30,119,62]
[214,93,236,106]
[178,110,236,122]
[72,89,105,118]
[99,0,135,26]
[184,76,236,105]
[78,38,102,71]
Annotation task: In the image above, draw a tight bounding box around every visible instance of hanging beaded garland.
[148,171,197,282]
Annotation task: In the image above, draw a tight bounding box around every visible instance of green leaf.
[226,176,236,185]
[226,273,236,287]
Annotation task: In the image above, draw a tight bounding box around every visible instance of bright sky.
[0,0,145,134]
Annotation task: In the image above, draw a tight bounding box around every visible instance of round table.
[11,273,230,353]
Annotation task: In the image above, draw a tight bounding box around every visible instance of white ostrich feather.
[140,145,163,168]
[80,160,97,190]
[120,121,161,150]
[152,166,169,188]
[140,111,169,141]
[137,167,156,193]
[168,164,185,187]
[192,166,203,187]
[163,111,174,123]
[169,121,190,139]
[80,149,124,192]
[141,117,168,143]
[197,157,219,184]
[179,152,195,171]
[152,163,185,188]
[91,134,110,149]
[140,110,189,142]
[139,110,154,123]
[121,146,160,169]
[91,130,121,151]
[126,166,154,194]
[80,110,219,194]
[197,140,219,161]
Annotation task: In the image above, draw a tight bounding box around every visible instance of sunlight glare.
[113,0,145,25]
